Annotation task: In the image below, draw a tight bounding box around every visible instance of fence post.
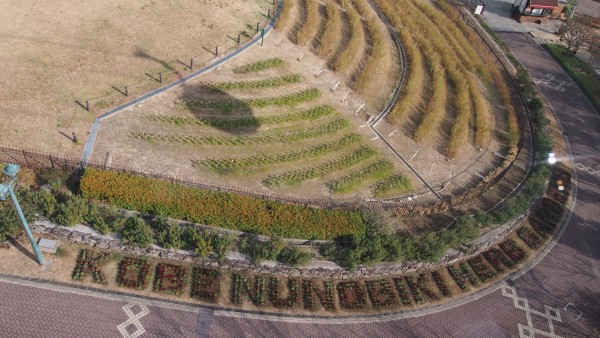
[125,86,128,97]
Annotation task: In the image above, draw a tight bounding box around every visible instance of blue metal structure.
[0,164,45,266]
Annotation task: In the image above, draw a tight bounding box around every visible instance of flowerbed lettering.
[70,237,533,313]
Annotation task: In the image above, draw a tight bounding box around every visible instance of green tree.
[211,232,235,262]
[157,222,183,250]
[52,194,89,227]
[194,234,212,258]
[278,246,312,267]
[85,203,110,234]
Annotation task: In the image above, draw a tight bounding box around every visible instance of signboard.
[475,5,484,15]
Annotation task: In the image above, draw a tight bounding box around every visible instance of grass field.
[0,0,268,156]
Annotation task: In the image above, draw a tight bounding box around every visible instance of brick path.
[0,281,198,338]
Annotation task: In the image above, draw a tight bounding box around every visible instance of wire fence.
[443,2,534,213]
[0,144,446,214]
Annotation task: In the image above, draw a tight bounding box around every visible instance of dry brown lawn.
[0,0,267,157]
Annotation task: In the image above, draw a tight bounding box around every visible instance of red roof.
[530,0,558,8]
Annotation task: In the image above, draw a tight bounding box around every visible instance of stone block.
[38,238,59,253]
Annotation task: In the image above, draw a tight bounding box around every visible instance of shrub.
[85,204,110,234]
[37,168,69,192]
[278,246,312,267]
[0,206,20,241]
[181,226,201,250]
[194,234,213,258]
[31,189,58,217]
[211,232,235,262]
[240,235,287,264]
[104,207,127,233]
[156,221,183,250]
[121,216,153,248]
[52,194,89,227]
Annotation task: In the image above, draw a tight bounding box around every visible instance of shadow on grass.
[177,83,260,135]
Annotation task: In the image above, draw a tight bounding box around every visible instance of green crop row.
[232,57,285,74]
[80,168,365,240]
[263,146,376,187]
[195,133,363,172]
[372,173,413,197]
[206,74,302,91]
[144,105,336,129]
[130,119,350,146]
[180,88,321,112]
[328,159,395,193]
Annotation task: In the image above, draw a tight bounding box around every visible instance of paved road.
[2,17,600,338]
[576,0,600,18]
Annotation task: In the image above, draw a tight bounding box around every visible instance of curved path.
[2,14,599,338]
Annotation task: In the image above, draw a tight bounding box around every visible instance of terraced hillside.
[91,0,524,211]
[92,48,414,200]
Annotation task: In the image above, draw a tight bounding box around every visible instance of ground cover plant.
[205,74,302,91]
[334,3,365,75]
[130,118,350,146]
[196,133,362,173]
[232,58,285,74]
[296,0,320,46]
[145,104,336,129]
[327,159,394,193]
[316,2,342,59]
[262,146,377,187]
[179,87,321,111]
[80,168,365,239]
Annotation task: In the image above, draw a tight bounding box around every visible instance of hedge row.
[80,169,365,240]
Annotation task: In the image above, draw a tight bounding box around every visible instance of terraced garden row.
[374,0,519,159]
[276,0,391,96]
[128,57,412,197]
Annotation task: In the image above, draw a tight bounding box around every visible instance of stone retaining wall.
[27,214,525,278]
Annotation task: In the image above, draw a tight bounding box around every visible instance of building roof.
[531,0,559,8]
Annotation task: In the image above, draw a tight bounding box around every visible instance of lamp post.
[0,164,45,266]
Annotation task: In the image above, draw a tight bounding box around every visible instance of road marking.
[575,163,600,178]
[117,303,150,338]
[502,285,562,338]
[533,74,574,92]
